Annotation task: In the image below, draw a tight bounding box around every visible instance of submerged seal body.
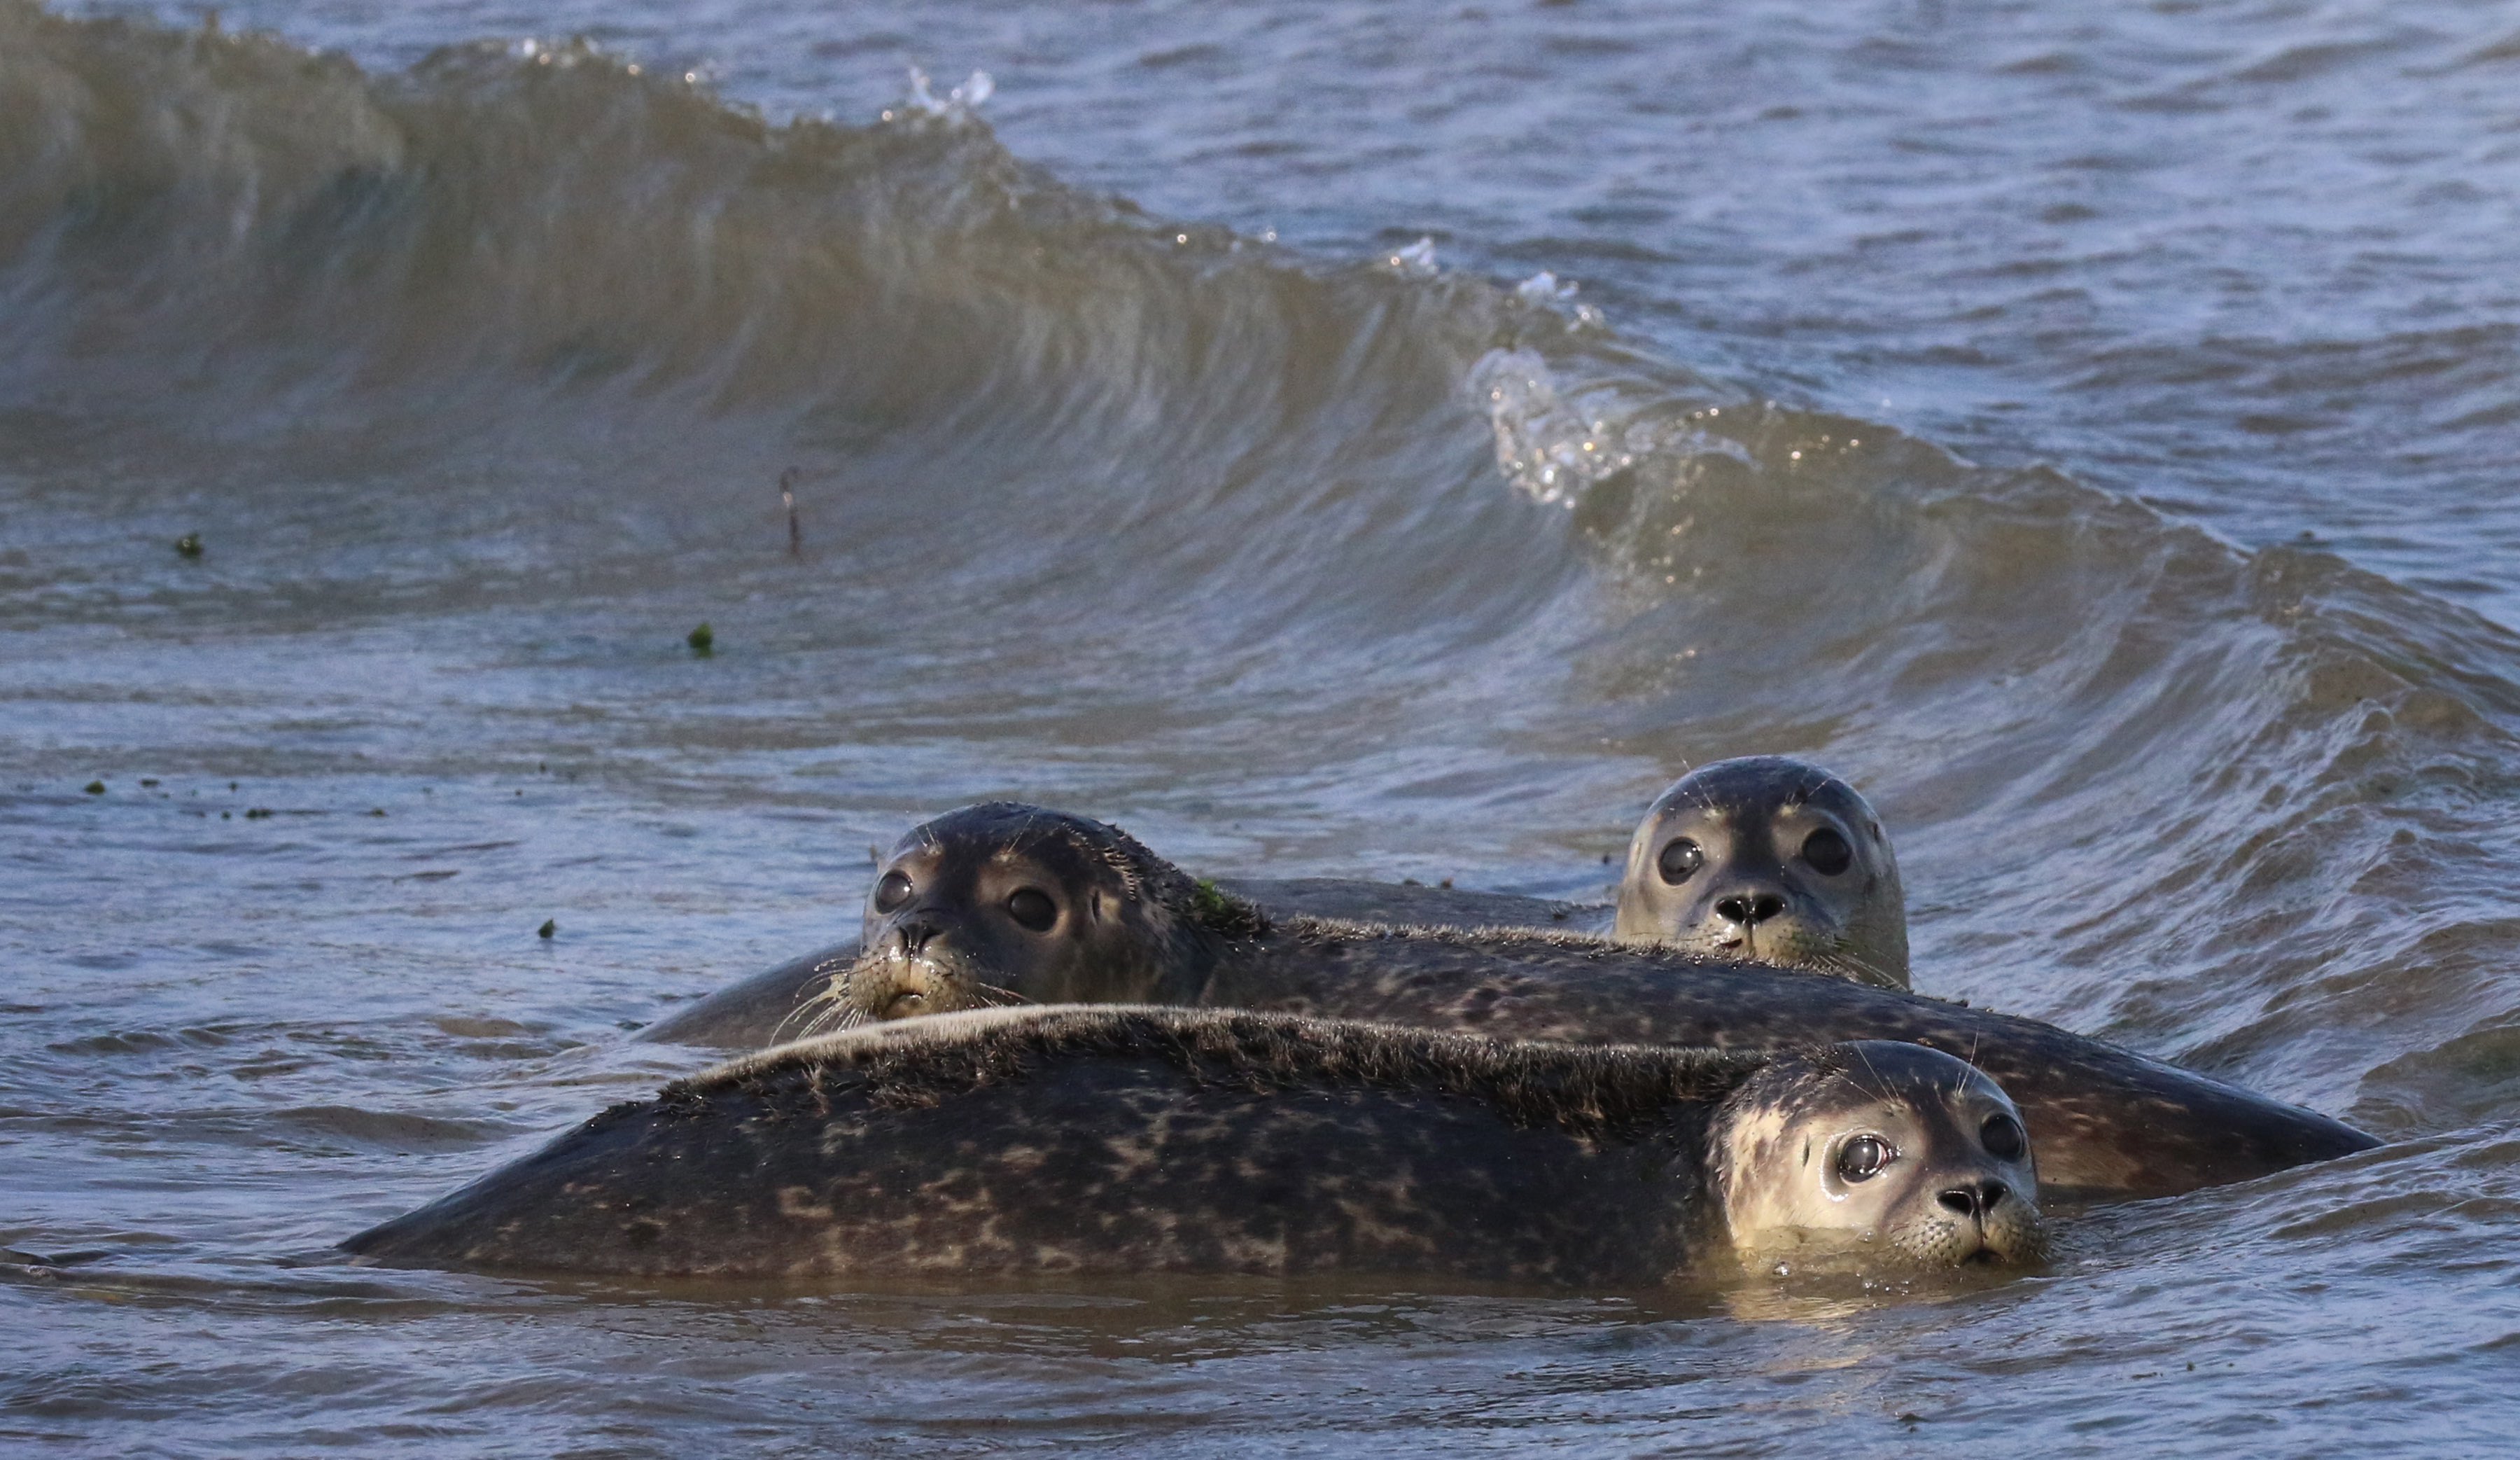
[344,1007,2045,1281]
[800,804,2374,1200]
[1614,756,1909,989]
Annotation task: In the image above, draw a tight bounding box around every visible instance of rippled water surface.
[7,0,2520,1452]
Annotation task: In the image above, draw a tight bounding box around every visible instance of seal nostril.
[1978,1179,2008,1210]
[1715,894,1786,926]
[895,919,941,956]
[1938,1186,1984,1217]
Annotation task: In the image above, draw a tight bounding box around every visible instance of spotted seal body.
[343,1008,2044,1281]
[785,804,2373,1200]
[1614,757,1909,989]
[1191,921,2374,1199]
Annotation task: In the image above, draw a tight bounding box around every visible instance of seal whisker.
[771,957,860,1043]
[1850,1040,1889,1107]
[793,977,871,1040]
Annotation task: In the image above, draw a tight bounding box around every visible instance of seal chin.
[1688,918,1894,987]
[1892,1211,2048,1269]
[1732,1217,2047,1275]
[805,947,1021,1036]
[1702,917,1826,965]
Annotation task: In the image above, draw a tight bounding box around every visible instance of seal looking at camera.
[342,1007,2045,1281]
[1614,756,1909,989]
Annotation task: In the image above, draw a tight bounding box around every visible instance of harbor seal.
[794,803,2373,1200]
[1614,757,1909,989]
[635,877,1595,1050]
[638,772,1903,1051]
[344,1007,2046,1281]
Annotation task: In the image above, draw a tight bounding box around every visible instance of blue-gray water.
[6,0,2520,1452]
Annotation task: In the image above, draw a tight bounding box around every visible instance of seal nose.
[1938,1179,2010,1219]
[892,917,942,956]
[1714,892,1786,926]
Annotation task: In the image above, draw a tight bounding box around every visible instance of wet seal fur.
[343,1007,2045,1281]
[636,766,1909,1050]
[795,804,2375,1200]
[635,877,1597,1050]
[1614,756,1910,989]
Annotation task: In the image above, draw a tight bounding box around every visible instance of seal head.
[1614,756,1910,989]
[806,803,1266,1034]
[1712,1039,2044,1269]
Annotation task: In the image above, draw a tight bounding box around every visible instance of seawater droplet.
[1390,237,1437,274]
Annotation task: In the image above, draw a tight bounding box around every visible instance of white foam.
[1467,349,1755,508]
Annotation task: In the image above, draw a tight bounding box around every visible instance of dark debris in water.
[4,1249,112,1267]
[538,919,556,939]
[686,622,714,655]
[173,532,201,558]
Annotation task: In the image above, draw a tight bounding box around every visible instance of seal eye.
[1657,837,1704,885]
[873,870,913,913]
[1005,887,1057,932]
[1835,1134,1890,1183]
[1800,827,1854,876]
[1980,1113,2026,1162]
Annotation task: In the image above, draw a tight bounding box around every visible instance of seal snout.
[1714,892,1786,927]
[1937,1178,2011,1220]
[891,917,944,957]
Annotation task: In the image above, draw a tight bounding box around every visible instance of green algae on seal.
[1614,756,1910,989]
[343,1006,2046,1282]
[779,802,2374,1200]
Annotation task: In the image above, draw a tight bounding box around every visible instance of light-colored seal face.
[799,802,1263,1036]
[1712,1040,2045,1270]
[1613,756,1910,989]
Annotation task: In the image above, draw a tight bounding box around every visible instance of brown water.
[6,0,2520,1451]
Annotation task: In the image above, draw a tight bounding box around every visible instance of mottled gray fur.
[349,1008,1769,1284]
